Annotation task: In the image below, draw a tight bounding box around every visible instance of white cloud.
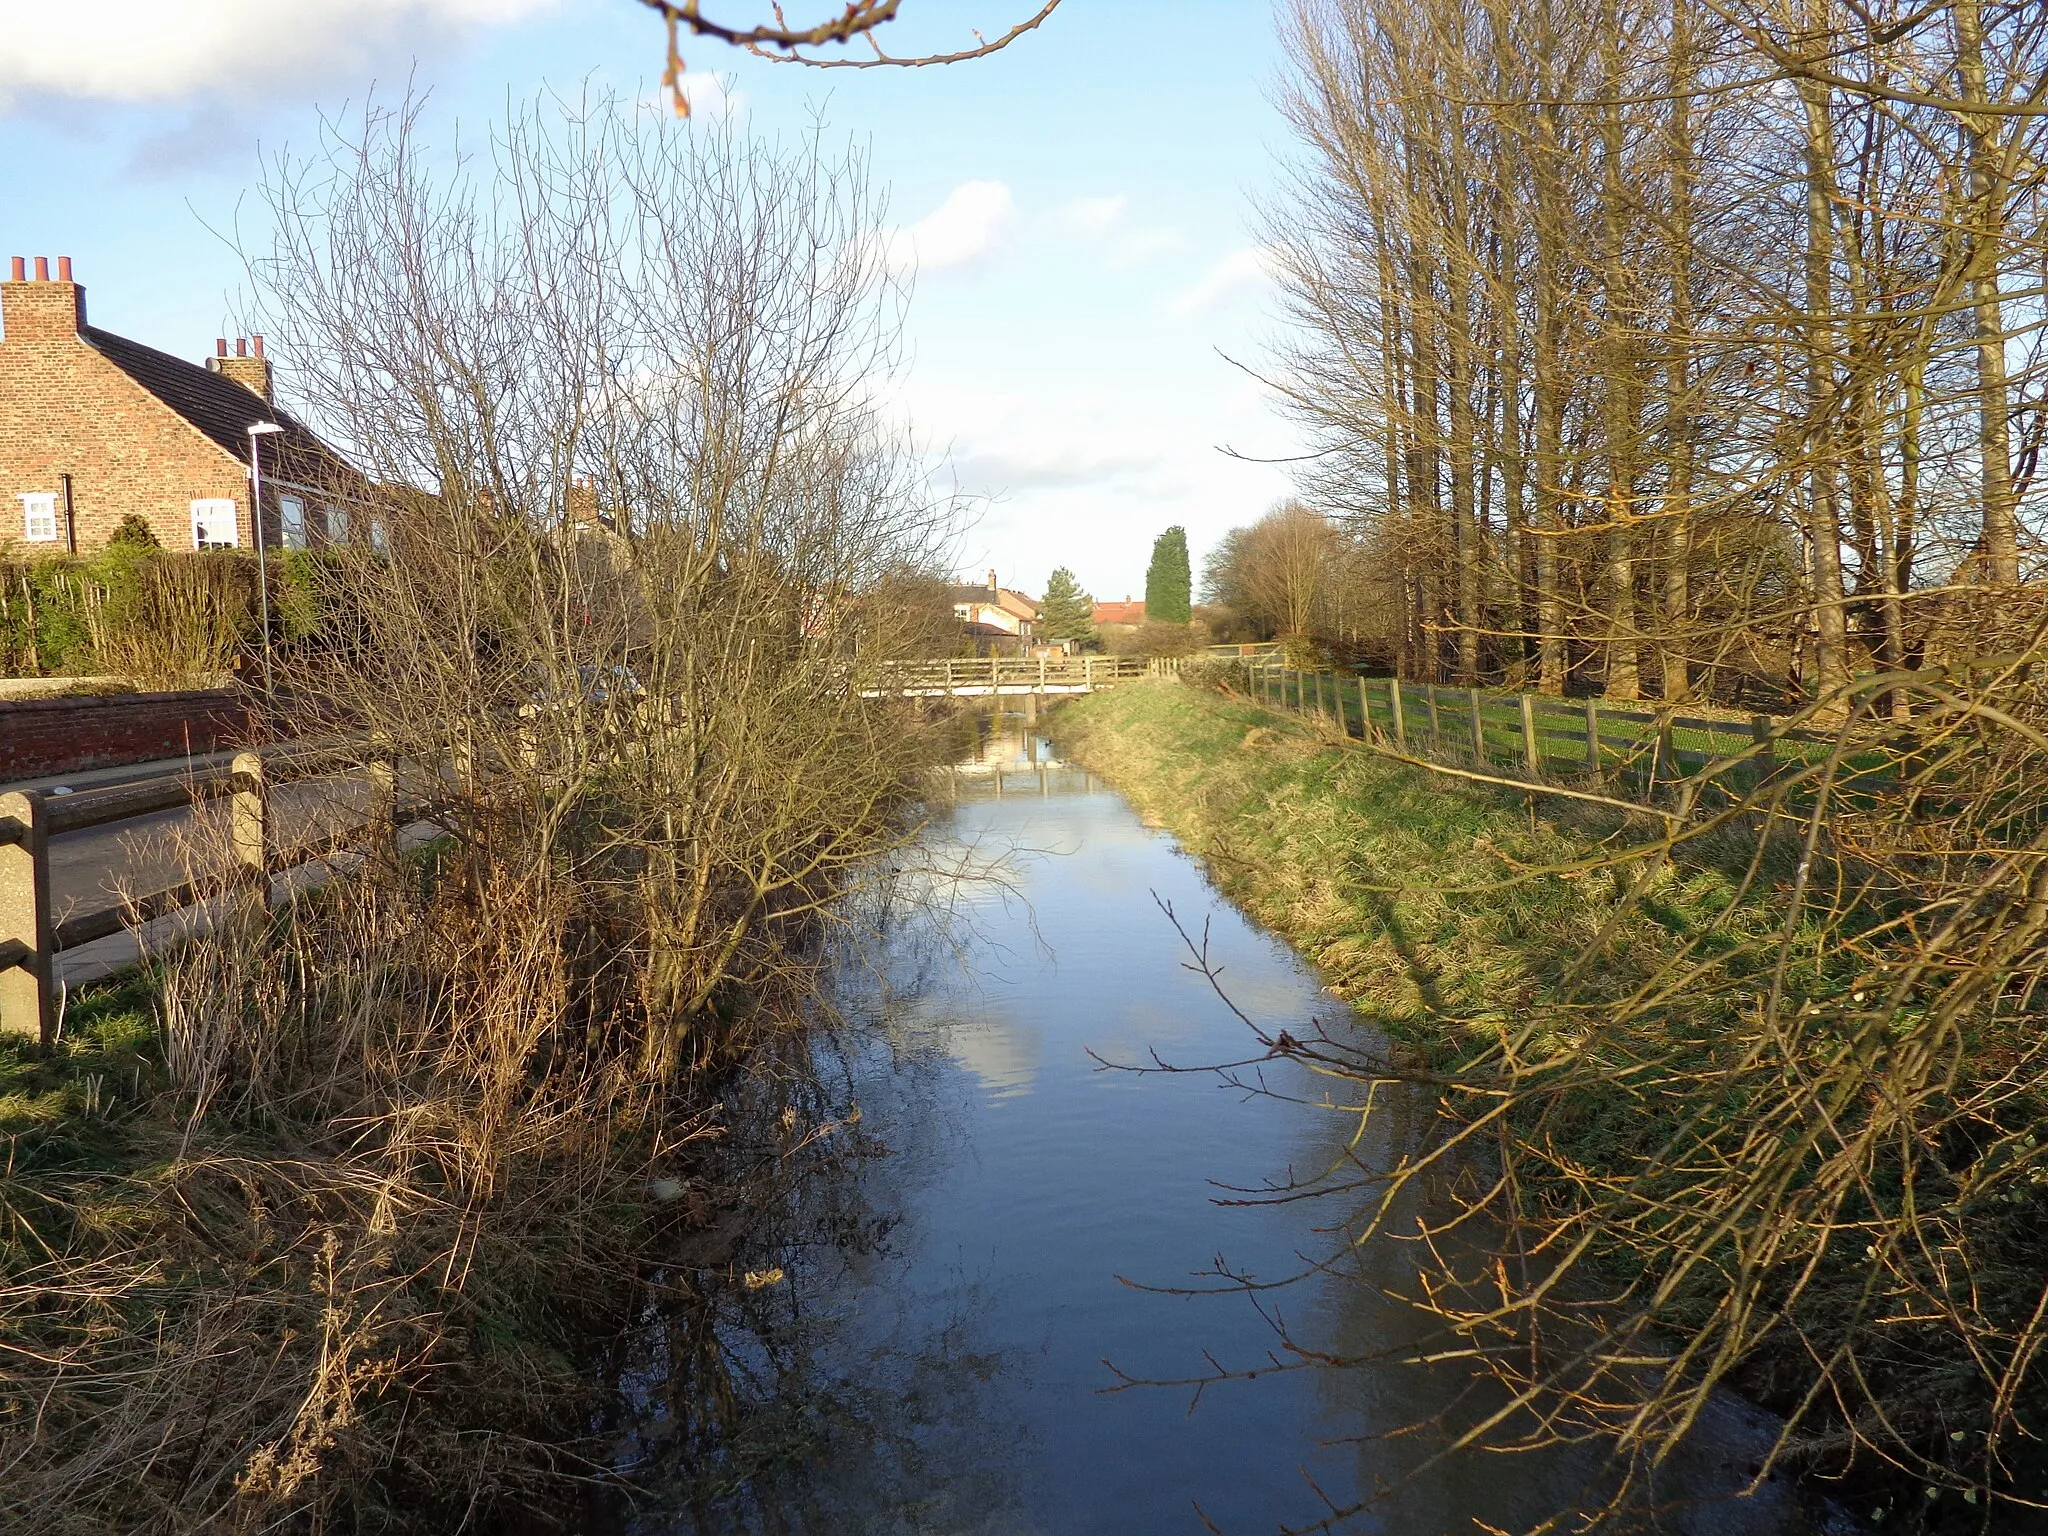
[1166,246,1275,318]
[1,0,555,109]
[1055,194,1128,237]
[876,180,1017,278]
[949,442,1161,493]
[1051,192,1182,269]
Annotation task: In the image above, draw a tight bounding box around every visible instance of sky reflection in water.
[619,723,1816,1536]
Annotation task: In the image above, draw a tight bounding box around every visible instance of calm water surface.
[613,719,1825,1536]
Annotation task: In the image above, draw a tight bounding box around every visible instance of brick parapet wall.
[0,689,261,779]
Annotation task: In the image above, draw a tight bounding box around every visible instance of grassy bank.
[1053,678,1776,1052]
[1054,680,2048,1530]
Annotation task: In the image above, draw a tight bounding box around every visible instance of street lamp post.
[247,421,284,698]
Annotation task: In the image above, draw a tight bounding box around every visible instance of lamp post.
[247,421,284,698]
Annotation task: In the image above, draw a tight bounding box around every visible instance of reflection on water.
[599,715,1825,1536]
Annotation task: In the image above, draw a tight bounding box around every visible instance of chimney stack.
[2,255,86,342]
[987,568,999,594]
[208,333,273,403]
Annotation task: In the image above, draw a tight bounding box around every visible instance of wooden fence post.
[1584,698,1602,776]
[0,790,53,1046]
[1358,676,1372,740]
[231,751,268,888]
[368,733,397,860]
[1085,655,1096,691]
[1520,693,1540,775]
[1390,679,1407,748]
[1425,683,1441,747]
[1467,687,1485,765]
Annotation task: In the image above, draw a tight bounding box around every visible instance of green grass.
[0,973,164,1156]
[1054,680,1789,1054]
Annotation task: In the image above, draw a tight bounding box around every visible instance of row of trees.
[1268,0,2048,707]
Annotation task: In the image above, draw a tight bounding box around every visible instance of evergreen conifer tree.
[1144,526,1192,626]
[1037,566,1096,645]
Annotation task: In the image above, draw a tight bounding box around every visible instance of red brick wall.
[0,690,260,779]
[1,273,256,555]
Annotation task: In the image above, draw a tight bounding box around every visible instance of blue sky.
[2,1,1304,601]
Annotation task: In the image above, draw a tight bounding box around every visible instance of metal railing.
[0,741,393,1044]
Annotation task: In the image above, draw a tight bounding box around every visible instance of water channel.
[601,715,1836,1535]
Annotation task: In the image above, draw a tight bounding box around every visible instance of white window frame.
[190,498,239,550]
[326,505,350,543]
[19,492,59,543]
[278,494,307,551]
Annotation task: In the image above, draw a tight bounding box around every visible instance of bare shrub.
[1,91,960,1530]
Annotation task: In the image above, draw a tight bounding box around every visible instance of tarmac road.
[43,770,379,933]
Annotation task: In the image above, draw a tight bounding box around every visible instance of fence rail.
[1,742,399,1045]
[1239,665,1869,805]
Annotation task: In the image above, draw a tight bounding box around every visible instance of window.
[326,505,349,542]
[19,493,59,543]
[368,516,388,555]
[190,498,239,550]
[278,495,307,551]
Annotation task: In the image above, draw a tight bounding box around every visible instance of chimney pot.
[216,338,228,357]
[251,333,264,358]
[235,336,247,357]
[56,257,71,282]
[4,258,85,338]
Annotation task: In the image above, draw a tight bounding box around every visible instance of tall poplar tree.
[1145,526,1192,626]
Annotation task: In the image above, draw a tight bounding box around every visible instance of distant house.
[1092,596,1145,633]
[949,571,1039,655]
[0,255,367,557]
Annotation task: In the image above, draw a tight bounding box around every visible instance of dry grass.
[1,850,705,1532]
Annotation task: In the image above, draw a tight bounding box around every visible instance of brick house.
[948,570,1039,655]
[0,255,366,558]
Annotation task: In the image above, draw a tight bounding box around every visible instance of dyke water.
[592,714,1838,1536]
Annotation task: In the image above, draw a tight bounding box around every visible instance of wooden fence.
[868,655,1154,696]
[0,742,396,1045]
[1243,665,1842,802]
